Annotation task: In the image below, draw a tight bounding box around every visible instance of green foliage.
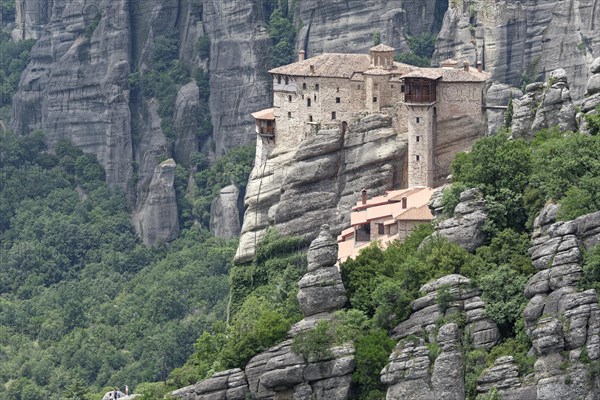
[436,284,453,313]
[580,245,600,294]
[0,32,35,108]
[268,8,296,67]
[135,382,168,400]
[352,329,395,398]
[84,12,102,39]
[291,320,335,362]
[0,0,16,24]
[487,338,534,376]
[0,132,239,398]
[440,182,468,217]
[394,33,436,67]
[503,95,513,129]
[373,31,381,46]
[465,348,488,400]
[585,107,600,136]
[197,35,210,59]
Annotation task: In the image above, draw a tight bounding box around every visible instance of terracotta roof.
[350,187,435,226]
[269,53,372,78]
[402,69,443,80]
[251,108,275,120]
[402,67,488,82]
[370,44,395,52]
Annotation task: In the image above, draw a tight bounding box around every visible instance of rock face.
[511,69,578,138]
[434,0,600,99]
[580,57,600,134]
[173,82,201,166]
[429,188,488,253]
[476,204,600,399]
[173,226,355,400]
[11,0,134,193]
[382,275,500,399]
[485,82,523,135]
[12,0,52,40]
[236,113,407,263]
[132,159,179,246]
[210,185,241,240]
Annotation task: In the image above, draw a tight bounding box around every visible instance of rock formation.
[484,82,522,135]
[236,113,407,263]
[475,204,600,399]
[434,0,599,99]
[173,226,354,400]
[383,275,500,399]
[428,188,488,253]
[132,159,179,246]
[210,185,241,240]
[580,57,600,134]
[511,69,578,139]
[174,82,201,166]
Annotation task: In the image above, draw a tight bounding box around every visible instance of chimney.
[298,50,305,62]
[463,61,470,72]
[401,197,407,209]
[310,65,315,74]
[477,61,482,73]
[361,189,367,205]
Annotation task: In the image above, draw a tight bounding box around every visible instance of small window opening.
[303,83,307,90]
[277,76,281,84]
[336,97,341,104]
[391,85,394,89]
[315,84,319,91]
[401,85,405,93]
[378,224,384,235]
[416,155,420,161]
[331,111,337,120]
[284,77,289,85]
[307,98,311,107]
[373,97,378,103]
[416,117,420,123]
[309,115,313,122]
[416,136,420,142]
[337,87,340,92]
[314,94,317,101]
[288,112,292,118]
[288,95,292,102]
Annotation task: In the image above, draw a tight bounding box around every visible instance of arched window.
[307,98,311,107]
[309,115,313,122]
[303,83,307,90]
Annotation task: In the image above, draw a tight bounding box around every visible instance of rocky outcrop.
[173,82,200,166]
[429,188,488,253]
[12,0,52,41]
[434,0,599,99]
[477,205,600,399]
[297,225,347,318]
[132,159,179,246]
[236,113,407,263]
[485,82,523,135]
[210,185,241,240]
[511,69,578,139]
[391,274,500,350]
[580,57,600,134]
[174,226,354,400]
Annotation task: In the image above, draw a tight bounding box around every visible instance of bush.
[352,329,395,398]
[291,320,335,362]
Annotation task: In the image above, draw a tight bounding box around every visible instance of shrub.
[352,329,396,398]
[291,320,335,362]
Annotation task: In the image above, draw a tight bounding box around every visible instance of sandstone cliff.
[434,0,600,99]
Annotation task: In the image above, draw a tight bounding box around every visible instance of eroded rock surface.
[236,113,407,263]
[174,226,354,400]
[580,57,600,134]
[132,159,179,246]
[210,185,241,240]
[429,188,488,252]
[434,0,599,99]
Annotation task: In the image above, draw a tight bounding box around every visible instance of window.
[391,85,394,89]
[307,98,311,107]
[401,85,405,93]
[416,117,420,123]
[303,83,307,90]
[416,155,420,161]
[314,94,317,101]
[378,224,384,235]
[337,87,340,92]
[285,77,289,85]
[373,97,378,103]
[309,115,313,122]
[267,121,272,126]
[277,76,281,84]
[288,95,292,102]
[332,111,337,120]
[288,112,292,118]
[358,85,361,90]
[336,97,341,103]
[416,136,420,142]
[315,84,319,91]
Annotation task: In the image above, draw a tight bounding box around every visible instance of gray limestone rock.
[429,188,488,252]
[485,82,523,135]
[132,159,179,246]
[434,0,600,99]
[210,185,241,240]
[174,82,200,166]
[236,113,407,263]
